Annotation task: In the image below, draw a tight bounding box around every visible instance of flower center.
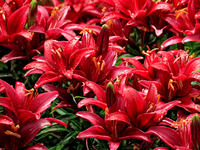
[175,7,188,20]
[79,28,97,36]
[93,55,105,74]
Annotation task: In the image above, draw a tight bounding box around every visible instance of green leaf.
[37,126,69,136]
[55,131,79,150]
[192,81,200,86]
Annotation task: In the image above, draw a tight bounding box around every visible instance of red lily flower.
[161,0,200,49]
[0,4,32,43]
[0,79,59,124]
[101,0,148,22]
[0,118,52,150]
[24,38,94,88]
[0,80,67,150]
[41,83,82,109]
[76,111,152,150]
[146,1,172,37]
[76,81,152,150]
[124,49,200,102]
[0,4,33,62]
[28,4,76,40]
[79,25,132,88]
[147,112,200,150]
[122,78,179,130]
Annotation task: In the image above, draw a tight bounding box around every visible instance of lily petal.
[147,126,183,149]
[77,125,112,141]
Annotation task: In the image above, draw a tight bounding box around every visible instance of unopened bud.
[96,24,109,56]
[191,113,200,150]
[106,82,116,108]
[27,0,37,28]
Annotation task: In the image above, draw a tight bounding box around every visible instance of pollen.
[0,11,6,20]
[100,60,105,71]
[79,28,97,36]
[66,83,79,93]
[101,7,106,14]
[107,19,113,28]
[189,52,195,60]
[168,79,177,91]
[105,107,109,116]
[190,94,200,103]
[11,125,20,133]
[4,125,21,138]
[5,130,21,138]
[175,7,188,20]
[51,6,60,19]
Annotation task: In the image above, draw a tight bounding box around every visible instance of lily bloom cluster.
[0,0,200,149]
[0,79,67,150]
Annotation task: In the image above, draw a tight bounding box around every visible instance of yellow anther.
[5,130,21,138]
[100,60,105,71]
[98,55,102,62]
[189,53,195,60]
[97,62,101,74]
[175,7,188,20]
[93,57,97,68]
[106,19,113,28]
[5,125,21,138]
[79,28,97,36]
[11,125,20,133]
[157,94,161,103]
[168,79,176,91]
[1,13,5,20]
[101,7,106,14]
[142,50,150,56]
[24,88,34,97]
[66,83,79,93]
[190,94,200,103]
[105,107,109,116]
[51,6,60,18]
[146,104,154,113]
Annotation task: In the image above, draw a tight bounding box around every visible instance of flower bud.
[27,0,37,28]
[96,24,109,56]
[191,113,200,150]
[106,82,116,108]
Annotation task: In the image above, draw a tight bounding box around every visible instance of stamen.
[106,19,113,28]
[100,60,105,71]
[93,57,97,68]
[4,130,21,138]
[24,88,34,97]
[189,53,194,60]
[178,79,183,90]
[11,125,20,133]
[105,107,109,116]
[79,28,97,36]
[66,83,79,93]
[101,7,106,14]
[168,79,175,90]
[142,50,150,56]
[175,7,188,20]
[157,94,161,103]
[97,62,101,74]
[4,125,21,138]
[173,56,181,63]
